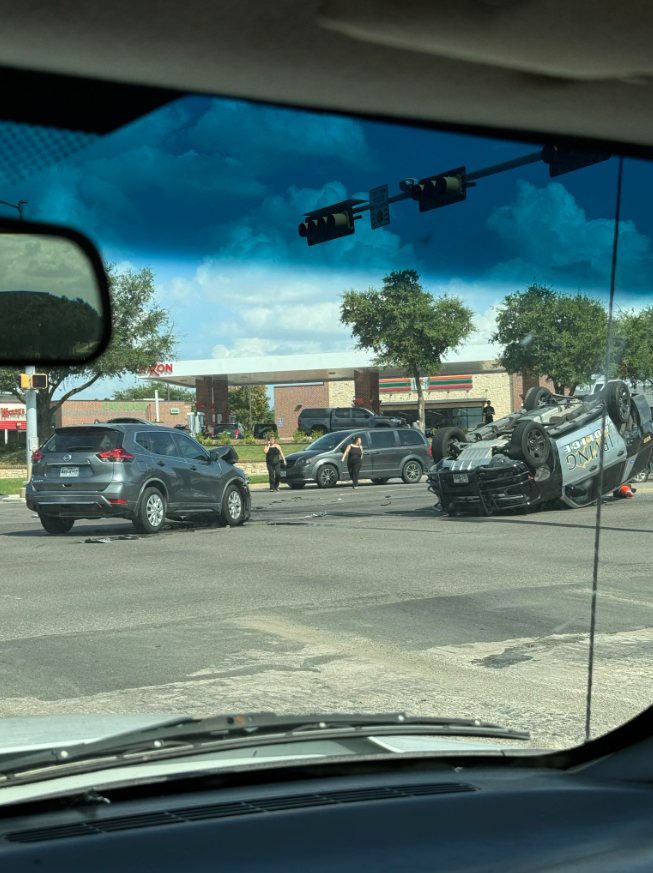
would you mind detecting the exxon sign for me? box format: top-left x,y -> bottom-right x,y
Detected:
142,363 -> 174,376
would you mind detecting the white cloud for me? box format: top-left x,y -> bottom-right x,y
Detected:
485,180 -> 653,289
166,277 -> 197,301
210,336 -> 350,358
188,100 -> 375,172
206,181 -> 417,272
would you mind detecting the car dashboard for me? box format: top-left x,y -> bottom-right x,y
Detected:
1,759 -> 653,872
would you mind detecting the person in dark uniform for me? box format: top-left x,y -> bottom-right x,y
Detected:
264,434 -> 286,492
342,435 -> 364,488
483,400 -> 495,424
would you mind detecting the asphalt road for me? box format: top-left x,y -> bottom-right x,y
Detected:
2,478 -> 653,751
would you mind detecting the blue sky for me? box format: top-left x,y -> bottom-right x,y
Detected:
1,95 -> 652,398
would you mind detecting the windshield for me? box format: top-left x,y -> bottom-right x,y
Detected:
1,91 -> 652,771
307,433 -> 348,452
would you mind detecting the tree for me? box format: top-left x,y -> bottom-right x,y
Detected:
612,307 -> 653,389
0,265 -> 176,440
113,383 -> 195,402
340,270 -> 474,431
492,284 -> 607,395
228,385 -> 273,431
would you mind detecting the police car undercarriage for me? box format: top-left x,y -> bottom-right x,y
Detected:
427,382 -> 653,516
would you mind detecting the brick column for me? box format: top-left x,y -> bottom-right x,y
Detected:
212,377 -> 230,424
195,376 -> 230,425
354,369 -> 380,414
512,370 -> 551,410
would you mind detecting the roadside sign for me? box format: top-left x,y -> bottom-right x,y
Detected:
369,184 -> 390,229
278,418 -> 284,427
29,436 -> 39,451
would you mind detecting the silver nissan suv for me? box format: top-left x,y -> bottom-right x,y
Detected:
26,423 -> 251,535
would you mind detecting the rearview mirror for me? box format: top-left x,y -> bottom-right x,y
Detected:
0,218 -> 111,365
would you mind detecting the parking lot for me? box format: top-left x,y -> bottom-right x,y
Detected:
2,478 -> 653,751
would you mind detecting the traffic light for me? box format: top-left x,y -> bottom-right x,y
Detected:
542,146 -> 610,177
298,199 -> 365,246
410,166 -> 467,212
20,373 -> 48,389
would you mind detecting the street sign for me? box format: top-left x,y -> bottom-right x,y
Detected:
29,436 -> 39,451
369,184 -> 390,229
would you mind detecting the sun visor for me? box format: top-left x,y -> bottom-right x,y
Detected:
317,0 -> 653,81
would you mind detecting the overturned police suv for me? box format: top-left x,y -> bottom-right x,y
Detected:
427,381 -> 653,516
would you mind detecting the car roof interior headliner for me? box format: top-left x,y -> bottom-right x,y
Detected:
0,0 -> 652,157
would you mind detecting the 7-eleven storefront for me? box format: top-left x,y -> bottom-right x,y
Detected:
379,368 -> 511,431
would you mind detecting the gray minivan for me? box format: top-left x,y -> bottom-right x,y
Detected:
282,428 -> 432,489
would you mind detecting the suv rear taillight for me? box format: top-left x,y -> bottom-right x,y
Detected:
97,448 -> 134,463
31,450 -> 44,461
429,445 -> 433,457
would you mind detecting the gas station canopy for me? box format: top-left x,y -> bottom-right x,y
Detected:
138,347 -> 496,388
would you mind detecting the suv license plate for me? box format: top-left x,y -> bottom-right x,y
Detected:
279,470 -> 286,478
60,467 -> 79,477
453,473 -> 469,484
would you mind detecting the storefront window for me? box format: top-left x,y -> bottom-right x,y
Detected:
451,407 -> 483,430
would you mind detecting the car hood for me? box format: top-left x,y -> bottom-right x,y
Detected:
0,713 -> 531,806
285,450 -> 325,462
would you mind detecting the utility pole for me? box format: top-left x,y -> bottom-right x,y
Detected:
25,365 -> 38,480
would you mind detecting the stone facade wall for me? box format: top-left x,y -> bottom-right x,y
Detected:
0,467 -> 26,479
327,380 -> 355,407
380,371 -> 512,418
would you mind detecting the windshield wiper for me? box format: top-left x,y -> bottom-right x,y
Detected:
0,712 -> 529,782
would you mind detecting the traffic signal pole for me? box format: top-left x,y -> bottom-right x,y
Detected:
337,150 -> 545,218
25,365 -> 38,480
298,146 -> 609,245
465,150 -> 543,182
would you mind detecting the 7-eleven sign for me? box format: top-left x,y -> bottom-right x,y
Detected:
411,377 -> 430,392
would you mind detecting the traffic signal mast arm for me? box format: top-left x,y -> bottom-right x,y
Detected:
297,146 -> 609,244
340,149 -> 544,217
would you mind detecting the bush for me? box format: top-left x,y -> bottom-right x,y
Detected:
310,429 -> 324,440
216,430 -> 232,445
243,432 -> 257,445
292,429 -> 307,443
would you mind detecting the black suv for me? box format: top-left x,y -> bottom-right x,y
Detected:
26,424 -> 251,535
282,427 -> 432,488
252,422 -> 278,440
